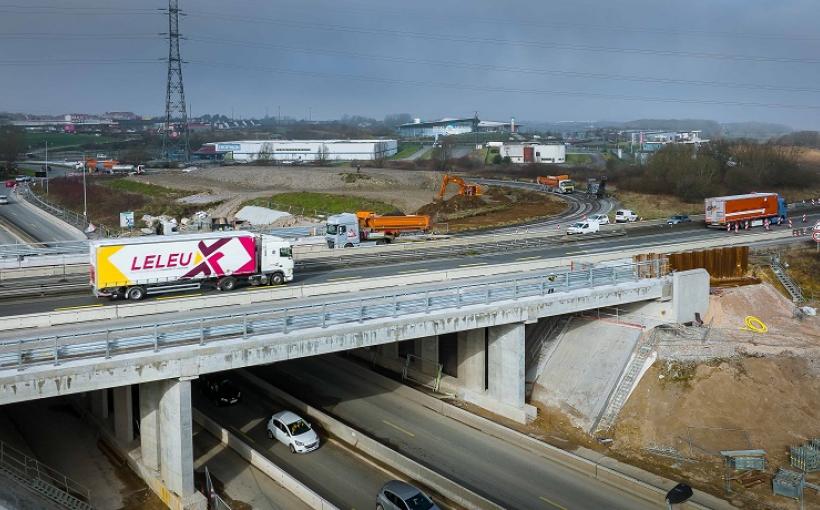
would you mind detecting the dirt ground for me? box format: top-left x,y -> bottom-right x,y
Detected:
143,166 -> 441,216
417,186 -> 567,232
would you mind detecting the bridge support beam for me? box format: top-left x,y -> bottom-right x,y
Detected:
159,379 -> 196,501
113,385 -> 133,443
139,381 -> 162,472
415,336 -> 439,375
90,389 -> 108,420
487,323 -> 526,410
457,329 -> 486,392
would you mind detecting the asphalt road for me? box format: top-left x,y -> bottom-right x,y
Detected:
1,213 -> 816,318
195,380 -> 397,510
0,190 -> 83,245
251,357 -> 657,510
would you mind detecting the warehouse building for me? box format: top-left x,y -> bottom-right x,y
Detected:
398,116 -> 518,138
194,139 -> 398,162
500,142 -> 566,164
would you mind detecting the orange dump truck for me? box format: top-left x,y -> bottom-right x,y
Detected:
325,211 -> 431,247
536,174 -> 575,194
704,193 -> 787,227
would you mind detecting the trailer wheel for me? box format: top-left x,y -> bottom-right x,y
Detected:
270,273 -> 284,286
344,243 -> 354,248
217,277 -> 237,292
126,286 -> 146,301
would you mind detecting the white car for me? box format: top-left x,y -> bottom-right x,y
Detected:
0,195 -> 8,205
267,411 -> 320,454
567,220 -> 600,235
588,213 -> 609,225
181,166 -> 199,173
615,209 -> 638,223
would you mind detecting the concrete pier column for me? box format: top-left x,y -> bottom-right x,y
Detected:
139,381 -> 163,473
487,323 -> 526,410
457,328 -> 486,392
380,341 -> 399,359
159,379 -> 196,499
113,385 -> 133,443
414,336 -> 439,375
90,389 -> 108,420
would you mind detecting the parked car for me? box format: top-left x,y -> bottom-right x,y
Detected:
14,175 -> 31,183
588,213 -> 609,225
200,376 -> 241,406
667,214 -> 692,225
615,209 -> 638,223
266,411 -> 320,453
0,195 -> 8,205
566,220 -> 600,235
377,480 -> 439,510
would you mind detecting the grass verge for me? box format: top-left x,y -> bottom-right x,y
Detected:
613,190 -> 702,220
245,192 -> 399,216
565,153 -> 592,166
391,143 -> 422,160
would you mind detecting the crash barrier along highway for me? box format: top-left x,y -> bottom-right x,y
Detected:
236,370 -> 503,510
193,409 -> 338,510
330,355 -> 733,510
0,226 -> 797,332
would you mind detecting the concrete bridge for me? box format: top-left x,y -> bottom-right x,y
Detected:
0,261 -> 708,509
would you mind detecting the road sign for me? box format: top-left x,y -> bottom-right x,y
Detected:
813,230 -> 820,243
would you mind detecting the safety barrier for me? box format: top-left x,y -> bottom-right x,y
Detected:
0,261 -> 653,371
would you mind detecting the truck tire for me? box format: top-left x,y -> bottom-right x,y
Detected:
217,276 -> 237,292
344,243 -> 354,248
270,273 -> 284,286
126,286 -> 146,300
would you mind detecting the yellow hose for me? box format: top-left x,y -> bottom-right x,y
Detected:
740,315 -> 768,333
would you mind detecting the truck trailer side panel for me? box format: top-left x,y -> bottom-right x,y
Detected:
704,193 -> 782,226
93,234 -> 257,289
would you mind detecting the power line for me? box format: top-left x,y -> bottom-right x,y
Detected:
190,35 -> 820,94
0,59 -> 160,65
184,11 -> 820,65
186,60 -> 820,111
0,33 -> 157,39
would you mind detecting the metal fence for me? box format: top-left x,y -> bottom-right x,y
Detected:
0,439 -> 92,506
402,354 -> 443,392
0,261 -> 662,372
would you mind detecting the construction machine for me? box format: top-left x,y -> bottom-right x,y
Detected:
437,174 -> 483,200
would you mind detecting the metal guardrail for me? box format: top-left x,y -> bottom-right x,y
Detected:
0,439 -> 92,508
0,261 -> 663,372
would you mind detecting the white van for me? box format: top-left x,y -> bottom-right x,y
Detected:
567,220 -> 600,235
615,209 -> 638,223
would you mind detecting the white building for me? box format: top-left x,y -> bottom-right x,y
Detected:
500,143 -> 566,164
194,139 -> 398,162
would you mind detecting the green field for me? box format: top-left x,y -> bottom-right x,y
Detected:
391,143 -> 422,160
246,192 -> 398,215
565,153 -> 593,165
102,179 -> 181,199
23,132 -> 114,148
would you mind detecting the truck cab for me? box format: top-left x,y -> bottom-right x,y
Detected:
557,179 -> 575,193
326,213 -> 360,248
256,235 -> 295,284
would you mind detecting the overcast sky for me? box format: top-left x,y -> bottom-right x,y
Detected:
2,0 -> 820,128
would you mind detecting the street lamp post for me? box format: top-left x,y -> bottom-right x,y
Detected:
82,151 -> 87,220
44,140 -> 48,195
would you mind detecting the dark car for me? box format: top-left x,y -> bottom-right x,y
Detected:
667,214 -> 692,225
201,377 -> 241,406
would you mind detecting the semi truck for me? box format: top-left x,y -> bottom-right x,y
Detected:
537,175 -> 575,194
325,211 -> 431,248
704,192 -> 787,227
89,231 -> 294,300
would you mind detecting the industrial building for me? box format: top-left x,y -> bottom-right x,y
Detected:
398,117 -> 518,138
627,130 -> 709,152
500,142 -> 566,164
193,139 -> 398,162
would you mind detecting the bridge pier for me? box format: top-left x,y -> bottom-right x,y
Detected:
135,379 -> 206,510
113,385 -> 133,443
456,329 -> 486,392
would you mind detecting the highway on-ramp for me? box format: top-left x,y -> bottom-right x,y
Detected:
250,357 -> 657,510
0,191 -> 84,245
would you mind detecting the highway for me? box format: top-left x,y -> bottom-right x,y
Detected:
0,213 -> 816,318
0,190 -> 84,245
249,357 -> 657,510
195,381 -> 402,510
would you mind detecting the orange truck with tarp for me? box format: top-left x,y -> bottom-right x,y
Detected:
704,192 -> 787,227
325,211 -> 431,247
536,174 -> 575,194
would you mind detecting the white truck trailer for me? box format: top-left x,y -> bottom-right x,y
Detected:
89,231 -> 293,300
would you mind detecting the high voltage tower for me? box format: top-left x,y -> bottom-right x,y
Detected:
161,0 -> 190,162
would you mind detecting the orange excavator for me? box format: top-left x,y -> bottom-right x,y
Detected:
437,174 -> 483,200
